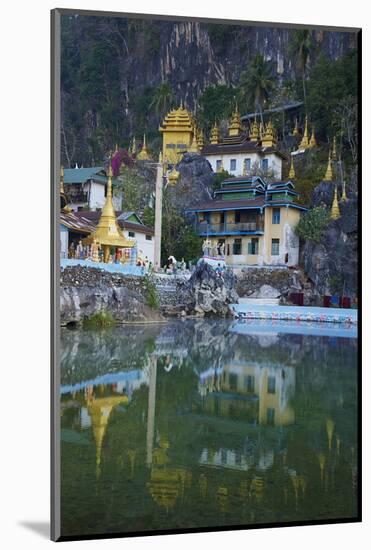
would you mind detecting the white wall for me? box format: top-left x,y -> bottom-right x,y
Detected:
123,229 -> 155,264
205,152 -> 282,179
86,181 -> 106,210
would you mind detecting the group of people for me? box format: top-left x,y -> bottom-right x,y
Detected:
165,256 -> 188,274
68,239 -> 135,265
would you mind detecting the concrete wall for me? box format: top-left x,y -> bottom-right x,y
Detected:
87,181 -> 106,210
205,152 -> 282,179
122,229 -> 155,264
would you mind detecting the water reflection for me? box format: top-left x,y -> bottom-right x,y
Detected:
60,320 -> 358,537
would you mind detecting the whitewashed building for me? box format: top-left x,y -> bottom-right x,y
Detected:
64,166 -> 121,212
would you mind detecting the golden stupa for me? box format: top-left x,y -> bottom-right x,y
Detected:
228,104 -> 244,137
60,165 -> 70,211
288,155 -> 296,179
299,116 -> 310,149
262,119 -> 276,147
292,118 -> 300,136
309,127 -> 317,148
330,185 -> 340,220
137,134 -> 151,161
324,151 -> 333,181
83,163 -> 134,262
210,121 -> 220,144
250,117 -> 260,142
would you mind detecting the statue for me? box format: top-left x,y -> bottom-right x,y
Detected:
91,239 -> 100,262
202,238 -> 212,256
75,240 -> 84,259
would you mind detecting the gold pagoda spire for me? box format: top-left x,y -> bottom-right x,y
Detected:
60,165 -> 71,211
250,117 -> 260,142
330,184 -> 340,220
309,126 -> 317,148
288,155 -> 296,179
324,151 -> 333,181
228,103 -> 243,137
292,118 -> 299,136
196,128 -> 205,150
60,165 -> 65,196
82,161 -> 134,261
210,121 -> 220,144
299,116 -> 310,149
262,119 -> 276,147
137,134 -> 151,161
168,165 -> 180,185
188,131 -> 199,153
341,180 -> 348,201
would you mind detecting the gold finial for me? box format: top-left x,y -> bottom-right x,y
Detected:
188,131 -> 199,153
309,126 -> 317,148
196,128 -> 205,150
250,117 -> 260,142
228,104 -> 243,137
341,180 -> 348,201
288,155 -> 296,179
168,166 -> 180,185
292,118 -> 299,136
210,121 -> 220,145
137,133 -> 151,161
262,119 -> 276,147
180,99 -> 183,109
330,184 -> 340,220
299,116 -> 310,149
324,151 -> 333,181
159,151 -> 163,164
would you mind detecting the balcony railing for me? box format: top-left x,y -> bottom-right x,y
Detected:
67,191 -> 88,203
196,221 -> 264,235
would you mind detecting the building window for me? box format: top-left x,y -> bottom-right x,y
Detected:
244,158 -> 251,173
235,211 -> 241,223
267,408 -> 275,426
128,231 -> 135,238
261,158 -> 269,172
229,373 -> 238,391
230,159 -> 237,171
176,143 -> 187,149
245,375 -> 255,392
271,238 -> 280,256
233,238 -> 242,255
166,143 -> 176,149
248,238 -> 259,255
216,159 -> 222,171
272,207 -> 280,224
267,376 -> 276,394
145,235 -> 152,241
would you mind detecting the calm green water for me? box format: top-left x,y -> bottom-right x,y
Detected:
60,320 -> 358,537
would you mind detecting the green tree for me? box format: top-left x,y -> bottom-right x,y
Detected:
197,85 -> 235,132
289,29 -> 313,110
295,206 -> 330,243
238,54 -> 275,122
149,82 -> 174,120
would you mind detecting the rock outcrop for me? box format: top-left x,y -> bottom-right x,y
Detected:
179,261 -> 239,316
301,181 -> 358,297
60,266 -> 164,325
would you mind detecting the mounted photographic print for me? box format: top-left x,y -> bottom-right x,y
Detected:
51,8 -> 361,542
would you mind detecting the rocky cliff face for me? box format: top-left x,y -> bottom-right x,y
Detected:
171,153 -> 214,215
301,180 -> 358,297
61,14 -> 356,165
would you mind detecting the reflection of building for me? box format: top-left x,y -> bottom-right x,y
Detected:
198,361 -> 295,427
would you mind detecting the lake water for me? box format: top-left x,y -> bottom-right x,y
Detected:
60,319 -> 358,538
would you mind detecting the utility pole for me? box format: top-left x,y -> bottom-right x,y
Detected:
154,154 -> 164,270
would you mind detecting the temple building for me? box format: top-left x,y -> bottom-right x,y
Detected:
159,103 -> 286,178
63,166 -> 121,212
76,210 -> 155,264
159,103 -> 194,165
189,175 -> 307,267
201,108 -> 286,179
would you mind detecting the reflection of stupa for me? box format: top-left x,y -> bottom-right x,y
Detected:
147,436 -> 188,512
87,395 -> 128,476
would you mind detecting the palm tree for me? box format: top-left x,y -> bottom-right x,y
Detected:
239,54 -> 274,124
150,82 -> 174,120
289,29 -> 313,110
